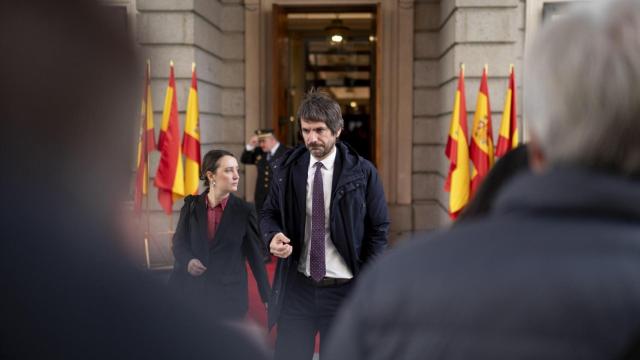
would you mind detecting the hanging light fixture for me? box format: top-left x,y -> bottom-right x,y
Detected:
325,17 -> 349,45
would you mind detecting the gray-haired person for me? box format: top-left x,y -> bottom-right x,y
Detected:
325,1 -> 640,359
261,90 -> 389,359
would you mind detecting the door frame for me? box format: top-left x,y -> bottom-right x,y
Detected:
244,0 -> 414,205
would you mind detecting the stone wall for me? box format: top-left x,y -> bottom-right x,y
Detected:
126,0 -> 528,263
134,0 -> 246,266
412,0 -> 523,231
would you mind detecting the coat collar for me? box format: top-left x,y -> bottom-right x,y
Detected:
494,167 -> 640,221
277,141 -> 364,190
194,191 -> 242,248
292,152 -> 310,236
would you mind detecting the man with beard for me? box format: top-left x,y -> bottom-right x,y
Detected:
324,1 -> 640,359
260,90 -> 389,360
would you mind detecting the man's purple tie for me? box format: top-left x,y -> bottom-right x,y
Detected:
310,162 -> 326,282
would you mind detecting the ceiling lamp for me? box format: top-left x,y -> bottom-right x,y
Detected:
325,18 -> 349,45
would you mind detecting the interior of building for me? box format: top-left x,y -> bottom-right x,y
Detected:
273,6 -> 377,162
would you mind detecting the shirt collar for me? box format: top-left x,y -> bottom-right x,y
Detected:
270,142 -> 280,156
206,194 -> 230,210
311,145 -> 337,171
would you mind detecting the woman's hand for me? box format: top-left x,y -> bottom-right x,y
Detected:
187,258 -> 207,276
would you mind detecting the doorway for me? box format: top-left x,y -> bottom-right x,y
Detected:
272,5 -> 378,162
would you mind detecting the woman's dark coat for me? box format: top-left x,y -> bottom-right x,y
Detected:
170,192 -> 270,318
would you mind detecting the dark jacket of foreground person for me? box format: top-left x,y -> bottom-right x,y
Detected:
0,1 -> 270,358
325,168 -> 640,360
3,197 -> 271,359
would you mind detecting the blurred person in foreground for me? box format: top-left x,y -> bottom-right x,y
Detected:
170,149 -> 270,320
0,1 -> 269,358
325,1 -> 640,359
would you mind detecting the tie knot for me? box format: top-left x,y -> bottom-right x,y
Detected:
314,162 -> 324,170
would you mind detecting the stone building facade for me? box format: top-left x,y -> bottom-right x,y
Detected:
108,0 -> 579,265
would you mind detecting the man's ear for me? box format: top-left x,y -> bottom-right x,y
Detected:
528,132 -> 547,174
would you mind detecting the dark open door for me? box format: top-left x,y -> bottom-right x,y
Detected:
374,2 -> 382,167
272,4 -> 289,142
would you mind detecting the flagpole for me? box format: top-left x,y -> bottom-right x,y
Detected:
510,64 -> 521,146
143,59 -> 152,270
144,161 -> 151,270
144,131 -> 151,270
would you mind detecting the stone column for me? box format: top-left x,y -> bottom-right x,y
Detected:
412,0 -> 522,231
135,0 -> 246,265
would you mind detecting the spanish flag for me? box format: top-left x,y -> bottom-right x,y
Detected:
496,65 -> 518,157
444,65 -> 470,219
182,63 -> 201,196
134,60 -> 156,214
470,66 -> 494,197
154,61 -> 185,214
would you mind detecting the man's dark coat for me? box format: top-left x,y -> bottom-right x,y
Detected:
260,142 -> 389,328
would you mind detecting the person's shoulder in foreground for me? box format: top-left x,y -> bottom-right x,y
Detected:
0,1 -> 271,358
326,167 -> 640,359
325,0 -> 640,356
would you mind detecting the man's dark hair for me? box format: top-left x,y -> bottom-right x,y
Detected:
201,149 -> 236,187
297,89 -> 344,135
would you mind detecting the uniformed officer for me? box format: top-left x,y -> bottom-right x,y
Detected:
240,129 -> 289,214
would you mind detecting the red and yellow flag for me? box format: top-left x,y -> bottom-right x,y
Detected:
182,63 -> 201,196
444,65 -> 470,219
470,66 -> 494,197
496,65 -> 518,157
154,61 -> 184,214
134,60 -> 156,214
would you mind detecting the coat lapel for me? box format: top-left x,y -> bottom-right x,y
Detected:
331,146 -> 343,200
292,152 -> 309,248
192,193 -> 210,261
211,193 -> 242,248
275,144 -> 287,159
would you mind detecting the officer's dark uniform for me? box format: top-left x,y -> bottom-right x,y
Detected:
240,129 -> 289,214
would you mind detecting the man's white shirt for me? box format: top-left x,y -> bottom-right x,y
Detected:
298,146 -> 353,279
